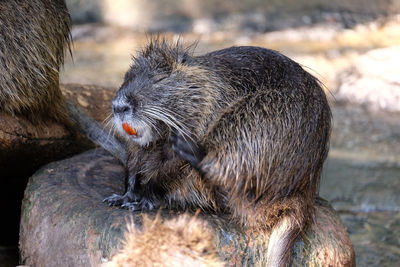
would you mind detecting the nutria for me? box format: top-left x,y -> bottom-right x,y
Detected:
0,0 -> 126,164
104,39 -> 332,266
103,214 -> 224,267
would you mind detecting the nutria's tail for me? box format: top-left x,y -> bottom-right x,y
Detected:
266,215 -> 304,267
238,196 -> 311,267
66,101 -> 127,165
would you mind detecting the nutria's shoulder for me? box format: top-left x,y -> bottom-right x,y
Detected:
192,45 -> 317,94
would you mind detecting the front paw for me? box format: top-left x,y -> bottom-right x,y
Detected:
103,192 -> 140,209
169,130 -> 205,171
103,193 -> 159,211
122,197 -> 160,211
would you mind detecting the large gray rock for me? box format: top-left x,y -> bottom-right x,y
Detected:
20,149 -> 354,266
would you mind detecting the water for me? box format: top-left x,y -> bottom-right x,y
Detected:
320,106 -> 400,266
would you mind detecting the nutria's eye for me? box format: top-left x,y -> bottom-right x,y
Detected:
126,96 -> 138,112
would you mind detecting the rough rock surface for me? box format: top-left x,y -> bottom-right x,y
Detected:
20,149 -> 355,267
0,83 -> 114,249
0,83 -> 115,179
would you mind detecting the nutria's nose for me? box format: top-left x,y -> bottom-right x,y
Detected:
113,103 -> 131,116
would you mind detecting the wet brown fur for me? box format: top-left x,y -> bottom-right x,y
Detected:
0,0 -> 71,123
114,38 -> 332,266
103,214 -> 224,267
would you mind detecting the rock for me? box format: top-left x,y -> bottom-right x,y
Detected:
61,83 -> 115,123
0,83 -> 115,247
335,46 -> 400,113
0,83 -> 115,180
20,149 -> 355,266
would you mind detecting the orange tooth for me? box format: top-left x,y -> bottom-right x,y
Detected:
122,123 -> 137,136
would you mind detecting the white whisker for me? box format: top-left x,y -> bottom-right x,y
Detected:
144,109 -> 191,143
143,116 -> 161,138
102,113 -> 113,125
144,106 -> 194,140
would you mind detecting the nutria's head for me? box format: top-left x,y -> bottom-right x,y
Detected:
113,39 -> 218,147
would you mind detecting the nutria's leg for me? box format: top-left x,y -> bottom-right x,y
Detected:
103,173 -> 141,208
103,173 -> 165,211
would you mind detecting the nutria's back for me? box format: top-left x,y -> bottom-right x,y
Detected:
191,47 -> 332,196
196,46 -> 325,100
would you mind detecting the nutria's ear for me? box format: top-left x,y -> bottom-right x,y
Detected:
123,66 -> 136,83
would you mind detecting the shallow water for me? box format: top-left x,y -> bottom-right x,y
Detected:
321,156 -> 400,266
340,211 -> 400,266
321,102 -> 400,266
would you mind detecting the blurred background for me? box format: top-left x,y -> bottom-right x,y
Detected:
61,1 -> 400,265
3,0 -> 400,266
